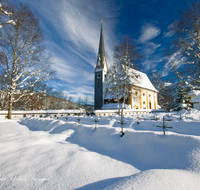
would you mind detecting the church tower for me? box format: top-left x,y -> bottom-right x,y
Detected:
94,20 -> 108,110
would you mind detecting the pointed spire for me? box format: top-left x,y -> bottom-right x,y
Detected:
97,19 -> 106,69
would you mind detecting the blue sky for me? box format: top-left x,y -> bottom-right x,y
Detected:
13,0 -> 188,104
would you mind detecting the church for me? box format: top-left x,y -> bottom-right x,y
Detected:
94,21 -> 158,111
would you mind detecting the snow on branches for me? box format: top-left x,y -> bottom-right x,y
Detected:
0,2 -> 16,28
166,1 -> 200,90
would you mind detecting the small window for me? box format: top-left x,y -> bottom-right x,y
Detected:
135,91 -> 138,95
143,101 -> 145,104
98,65 -> 100,68
149,94 -> 151,97
97,73 -> 100,78
143,93 -> 145,96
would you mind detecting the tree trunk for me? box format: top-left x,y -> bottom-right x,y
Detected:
8,93 -> 13,119
122,61 -> 128,115
114,66 -> 120,115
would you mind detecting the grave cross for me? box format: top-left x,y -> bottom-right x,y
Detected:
93,115 -> 99,130
77,114 -> 81,124
118,112 -> 126,137
136,113 -> 140,124
157,116 -> 173,135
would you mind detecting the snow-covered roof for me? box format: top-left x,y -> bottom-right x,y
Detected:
188,90 -> 200,96
191,94 -> 200,103
127,68 -> 158,92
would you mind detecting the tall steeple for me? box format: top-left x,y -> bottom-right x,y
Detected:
97,19 -> 106,69
94,20 -> 108,110
95,19 -> 107,72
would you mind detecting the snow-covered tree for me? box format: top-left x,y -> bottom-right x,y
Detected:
166,1 -> 200,90
174,84 -> 190,111
104,36 -> 141,114
0,3 -> 54,118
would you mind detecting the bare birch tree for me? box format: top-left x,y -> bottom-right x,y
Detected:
0,3 -> 54,118
104,36 -> 141,114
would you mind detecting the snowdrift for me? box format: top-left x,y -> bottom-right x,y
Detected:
19,114 -> 200,172
1,110 -> 200,189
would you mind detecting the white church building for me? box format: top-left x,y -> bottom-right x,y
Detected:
94,20 -> 158,114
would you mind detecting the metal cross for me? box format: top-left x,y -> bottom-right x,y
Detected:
93,115 -> 99,130
136,113 -> 140,124
157,116 -> 173,135
77,114 -> 81,124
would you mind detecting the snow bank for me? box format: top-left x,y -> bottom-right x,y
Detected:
19,114 -> 200,172
1,110 -> 200,190
103,169 -> 200,190
0,121 -> 138,190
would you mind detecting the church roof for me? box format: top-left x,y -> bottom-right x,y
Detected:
127,68 -> 158,92
104,68 -> 158,100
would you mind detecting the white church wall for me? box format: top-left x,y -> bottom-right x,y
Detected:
131,88 -> 157,110
193,103 -> 200,110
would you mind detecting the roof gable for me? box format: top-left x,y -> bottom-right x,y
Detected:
127,68 -> 158,92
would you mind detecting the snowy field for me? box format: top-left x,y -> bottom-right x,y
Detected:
0,110 -> 200,190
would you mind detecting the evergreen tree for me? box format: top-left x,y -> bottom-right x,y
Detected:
174,85 -> 190,111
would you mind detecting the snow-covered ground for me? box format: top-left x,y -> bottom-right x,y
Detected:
0,109 -> 200,190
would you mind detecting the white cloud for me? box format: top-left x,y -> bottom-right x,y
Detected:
141,57 -> 163,71
163,30 -> 174,38
16,0 -> 118,102
143,42 -> 161,55
52,56 -> 94,85
63,85 -> 94,104
139,23 -> 160,43
32,0 -> 115,67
